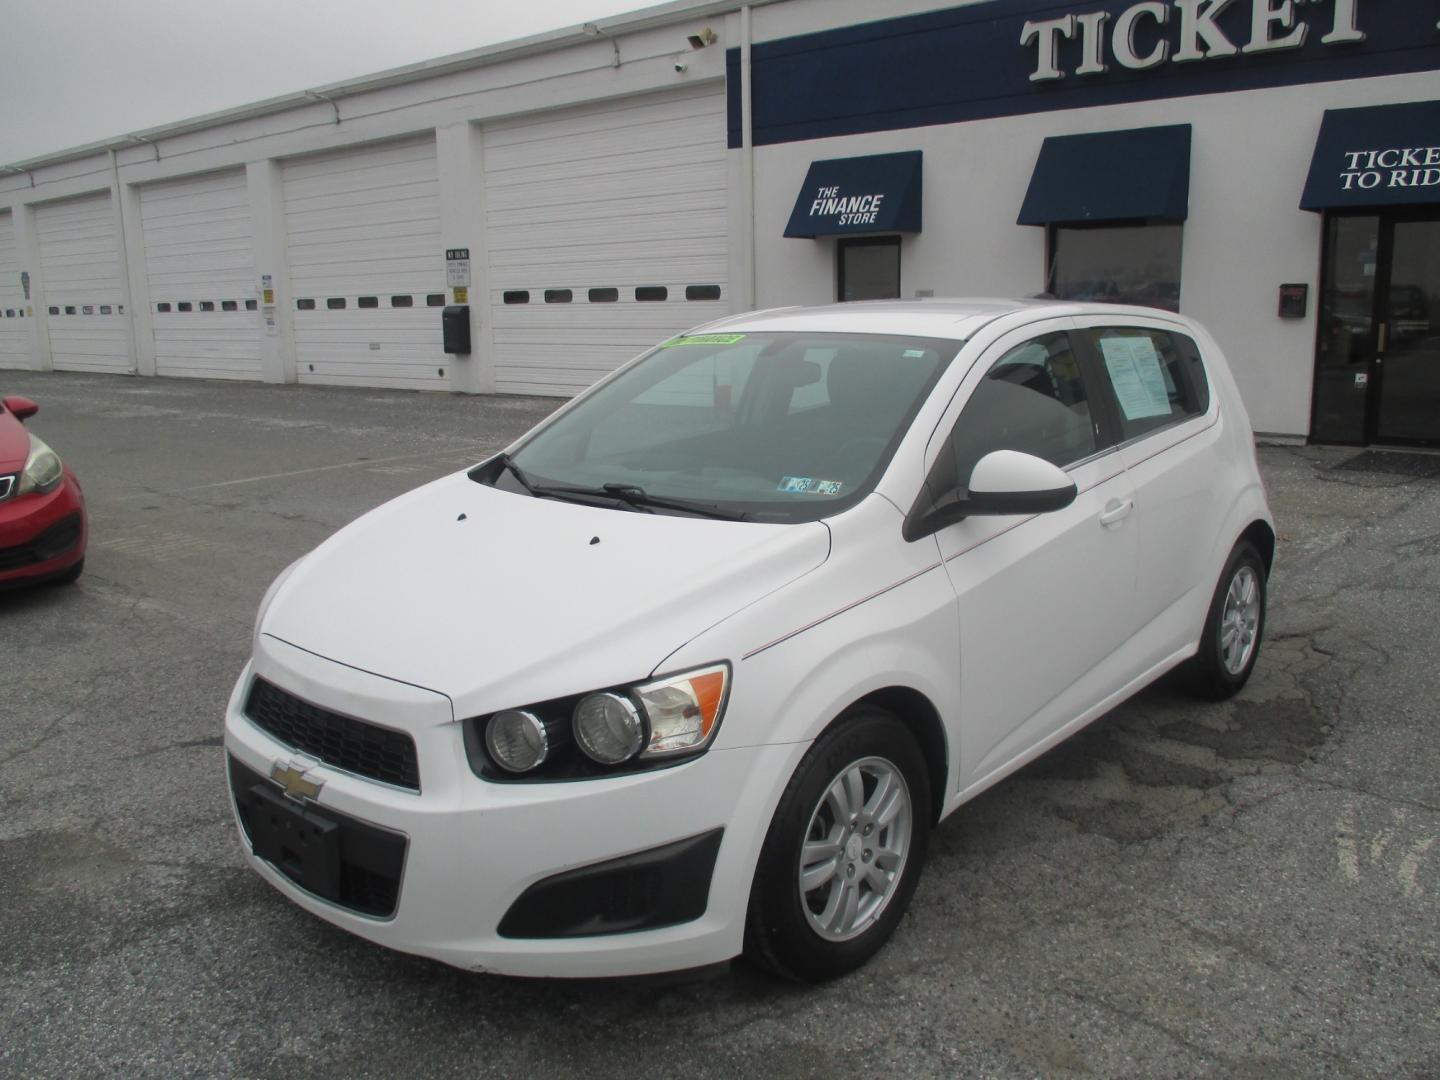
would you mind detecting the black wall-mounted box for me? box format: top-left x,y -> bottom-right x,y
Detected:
442,305 -> 471,355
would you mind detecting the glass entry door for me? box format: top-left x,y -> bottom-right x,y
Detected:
1313,211 -> 1440,446
1375,219 -> 1440,444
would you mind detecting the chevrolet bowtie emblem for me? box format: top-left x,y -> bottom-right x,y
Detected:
271,760 -> 323,803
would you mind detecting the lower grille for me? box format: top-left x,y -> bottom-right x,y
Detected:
0,512 -> 82,571
229,756 -> 407,918
243,677 -> 420,791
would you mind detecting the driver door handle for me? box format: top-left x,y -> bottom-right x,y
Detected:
1098,498 -> 1134,528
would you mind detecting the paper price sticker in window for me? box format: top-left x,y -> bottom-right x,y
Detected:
1099,336 -> 1171,421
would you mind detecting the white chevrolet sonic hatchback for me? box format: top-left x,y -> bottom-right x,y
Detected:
225,300 -> 1273,982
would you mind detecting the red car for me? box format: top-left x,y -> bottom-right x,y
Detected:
0,394 -> 87,588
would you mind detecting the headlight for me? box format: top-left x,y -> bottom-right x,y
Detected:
486,709 -> 566,773
632,664 -> 728,758
466,662 -> 731,781
17,433 -> 63,495
574,693 -> 645,764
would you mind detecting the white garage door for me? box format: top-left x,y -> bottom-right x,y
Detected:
141,169 -> 261,381
484,85 -> 730,397
35,192 -> 130,374
284,135 -> 445,390
0,211 -> 32,369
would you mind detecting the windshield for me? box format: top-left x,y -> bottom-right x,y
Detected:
480,331 -> 961,523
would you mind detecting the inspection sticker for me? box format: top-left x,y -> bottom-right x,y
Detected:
779,476 -> 843,495
660,333 -> 746,347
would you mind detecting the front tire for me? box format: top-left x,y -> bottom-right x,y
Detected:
745,707 -> 931,982
1186,540 -> 1265,700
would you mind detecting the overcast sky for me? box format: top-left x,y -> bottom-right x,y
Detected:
0,0 -> 652,165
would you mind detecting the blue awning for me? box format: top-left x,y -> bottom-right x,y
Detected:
784,150 -> 922,238
1017,124 -> 1191,226
1301,100 -> 1440,211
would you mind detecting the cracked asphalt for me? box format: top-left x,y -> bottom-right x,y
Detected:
1,371 -> 1437,1078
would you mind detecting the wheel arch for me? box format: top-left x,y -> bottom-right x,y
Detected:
835,686 -> 949,825
1239,518 -> 1276,576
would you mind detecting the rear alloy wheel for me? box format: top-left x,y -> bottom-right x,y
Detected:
746,707 -> 930,982
1187,540 -> 1266,700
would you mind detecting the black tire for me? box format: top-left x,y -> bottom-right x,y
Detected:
1186,541 -> 1265,700
48,558 -> 84,586
745,707 -> 931,982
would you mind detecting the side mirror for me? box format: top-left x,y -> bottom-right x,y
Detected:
966,449 -> 1078,516
2,395 -> 38,421
903,449 -> 1077,541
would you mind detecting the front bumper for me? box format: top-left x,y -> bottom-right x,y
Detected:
223,635 -> 802,978
0,467 -> 86,586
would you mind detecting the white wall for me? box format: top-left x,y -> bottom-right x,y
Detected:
0,0 -> 1433,436
749,70 -> 1440,437
0,10 -> 732,395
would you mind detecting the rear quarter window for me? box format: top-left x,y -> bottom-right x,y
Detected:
1086,327 -> 1210,441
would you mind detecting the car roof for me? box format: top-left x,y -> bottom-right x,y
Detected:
694,298 -> 1186,341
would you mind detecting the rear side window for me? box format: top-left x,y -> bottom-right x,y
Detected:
1085,327 -> 1209,441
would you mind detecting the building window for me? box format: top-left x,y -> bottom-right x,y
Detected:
588,288 -> 618,303
544,289 -> 573,304
1048,223 -> 1182,312
837,237 -> 900,302
635,286 -> 668,302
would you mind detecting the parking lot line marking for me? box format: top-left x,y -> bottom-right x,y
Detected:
116,448 -> 484,500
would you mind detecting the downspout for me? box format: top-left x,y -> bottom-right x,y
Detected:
109,149 -> 140,374
741,4 -> 756,311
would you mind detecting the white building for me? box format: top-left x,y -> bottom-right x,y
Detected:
2,0 -> 1437,444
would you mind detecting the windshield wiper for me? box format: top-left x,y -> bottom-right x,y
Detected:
598,483 -> 744,521
490,452 -> 538,495
482,456 -> 742,520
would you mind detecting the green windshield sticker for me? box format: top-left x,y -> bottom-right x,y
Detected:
661,333 -> 747,347
779,476 -> 843,496
903,349 -> 927,358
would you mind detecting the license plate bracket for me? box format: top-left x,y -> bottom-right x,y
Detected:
241,782 -> 342,900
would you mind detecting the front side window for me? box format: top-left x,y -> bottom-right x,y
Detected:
949,332 -> 1098,487
1050,224 -> 1182,312
489,332 -> 961,523
1084,327 -> 1208,442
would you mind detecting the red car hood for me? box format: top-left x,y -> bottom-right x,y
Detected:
0,411 -> 28,472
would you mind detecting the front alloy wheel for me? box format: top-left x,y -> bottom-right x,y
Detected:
746,707 -> 930,982
798,756 -> 913,942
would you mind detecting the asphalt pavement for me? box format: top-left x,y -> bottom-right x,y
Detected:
1,370 -> 1436,1078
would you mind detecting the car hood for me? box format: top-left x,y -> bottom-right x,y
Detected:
261,473 -> 830,713
0,414 -> 28,471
